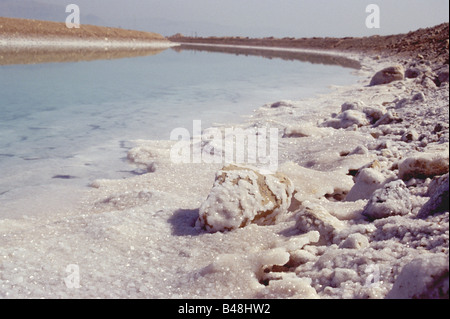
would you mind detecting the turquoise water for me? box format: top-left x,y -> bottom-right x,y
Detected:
0,48 -> 357,203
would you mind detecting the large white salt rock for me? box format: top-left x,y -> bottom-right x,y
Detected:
387,254 -> 449,299
398,150 -> 449,180
362,180 -> 412,220
346,167 -> 396,201
196,165 -> 294,232
369,65 -> 405,86
346,168 -> 387,201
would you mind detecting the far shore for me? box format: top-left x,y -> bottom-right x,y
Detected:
0,17 -> 176,65
0,17 -> 167,42
169,23 -> 449,64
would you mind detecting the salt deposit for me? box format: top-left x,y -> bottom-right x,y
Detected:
398,149 -> 449,180
196,165 -> 294,232
0,36 -> 176,51
361,180 -> 413,220
294,202 -> 346,245
0,43 -> 448,299
386,254 -> 449,299
345,167 -> 396,201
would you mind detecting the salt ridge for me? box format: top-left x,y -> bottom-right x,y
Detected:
0,36 -> 177,50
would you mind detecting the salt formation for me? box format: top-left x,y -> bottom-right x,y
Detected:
278,161 -> 353,202
362,180 -> 413,220
294,202 -> 345,245
339,233 -> 370,249
323,109 -> 369,129
126,143 -> 171,173
340,101 -> 386,123
387,254 -> 449,299
398,150 -> 449,180
196,165 -> 294,232
322,101 -> 389,130
283,124 -> 329,138
345,167 -> 396,201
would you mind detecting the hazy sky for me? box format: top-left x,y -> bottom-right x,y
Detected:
39,0 -> 450,37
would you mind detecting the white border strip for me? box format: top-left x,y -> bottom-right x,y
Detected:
172,41 -> 361,60
0,37 -> 178,50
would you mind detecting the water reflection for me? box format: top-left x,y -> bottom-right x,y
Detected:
0,46 -> 166,66
172,43 -> 361,69
1,40 -> 361,69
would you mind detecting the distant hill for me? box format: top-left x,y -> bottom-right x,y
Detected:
0,16 -> 166,41
0,0 -> 104,25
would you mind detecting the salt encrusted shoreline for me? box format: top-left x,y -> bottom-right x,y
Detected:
0,26 -> 448,299
0,32 -> 176,50
0,36 -> 176,50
